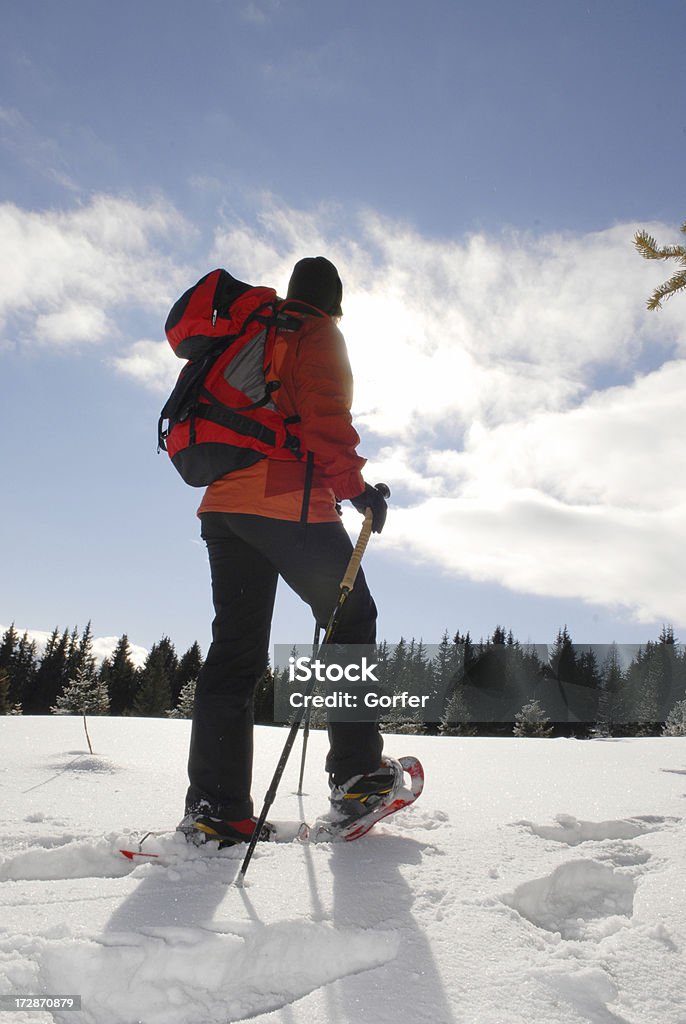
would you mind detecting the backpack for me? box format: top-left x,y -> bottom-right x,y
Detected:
158,268 -> 304,487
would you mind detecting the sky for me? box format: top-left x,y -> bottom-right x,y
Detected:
2,0 -> 686,665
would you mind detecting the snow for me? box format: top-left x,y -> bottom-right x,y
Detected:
1,718 -> 685,1024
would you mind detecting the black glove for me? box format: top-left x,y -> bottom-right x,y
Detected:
350,483 -> 388,534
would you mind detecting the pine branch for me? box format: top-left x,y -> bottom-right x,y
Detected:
634,221 -> 686,309
647,269 -> 686,310
634,230 -> 661,260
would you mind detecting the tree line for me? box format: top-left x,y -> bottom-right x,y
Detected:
375,625 -> 686,737
0,623 -> 201,720
1,621 -> 685,737
274,625 -> 686,737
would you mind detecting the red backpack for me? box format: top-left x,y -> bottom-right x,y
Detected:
158,269 -> 304,486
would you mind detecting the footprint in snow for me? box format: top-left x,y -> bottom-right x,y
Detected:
515,813 -> 673,846
501,859 -> 637,941
29,920 -> 400,1024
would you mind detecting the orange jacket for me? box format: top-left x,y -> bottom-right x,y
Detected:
198,303 -> 366,523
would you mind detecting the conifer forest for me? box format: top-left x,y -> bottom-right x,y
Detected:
2,621 -> 685,739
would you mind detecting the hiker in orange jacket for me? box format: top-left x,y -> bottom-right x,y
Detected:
180,257 -> 394,847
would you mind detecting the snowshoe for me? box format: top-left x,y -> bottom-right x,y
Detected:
177,812 -> 277,848
311,755 -> 424,842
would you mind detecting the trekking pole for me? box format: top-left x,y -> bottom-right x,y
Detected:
238,484 -> 390,883
296,620 -> 321,796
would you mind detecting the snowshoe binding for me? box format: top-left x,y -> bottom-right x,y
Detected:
311,755 -> 424,842
177,812 -> 277,849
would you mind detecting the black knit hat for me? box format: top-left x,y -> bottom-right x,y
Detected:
286,256 -> 343,317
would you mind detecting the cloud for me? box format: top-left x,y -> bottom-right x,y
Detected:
240,0 -> 280,24
35,303 -> 109,346
379,491 -> 686,627
206,200 -> 686,624
0,105 -> 80,192
452,361 -> 686,513
342,218 -> 685,437
7,192 -> 686,625
111,338 -> 179,392
0,195 -> 195,350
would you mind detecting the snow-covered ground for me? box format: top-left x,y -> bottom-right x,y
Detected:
1,717 -> 685,1024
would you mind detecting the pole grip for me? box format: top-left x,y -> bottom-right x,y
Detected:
340,509 -> 373,593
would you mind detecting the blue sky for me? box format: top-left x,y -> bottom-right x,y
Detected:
2,0 -> 686,664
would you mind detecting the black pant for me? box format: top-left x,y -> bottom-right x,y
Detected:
186,512 -> 383,819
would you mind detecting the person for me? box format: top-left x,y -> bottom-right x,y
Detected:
178,256 -> 397,847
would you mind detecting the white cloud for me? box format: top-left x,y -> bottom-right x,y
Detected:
8,193 -> 686,625
452,361 -> 686,513
111,339 -> 179,392
0,195 -> 195,350
343,218 -> 686,436
379,492 -> 686,627
205,200 -> 686,625
35,303 -> 108,346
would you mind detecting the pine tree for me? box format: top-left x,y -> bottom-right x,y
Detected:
167,678 -> 197,719
625,630 -> 677,729
173,642 -> 203,707
75,622 -> 97,681
100,634 -> 139,715
5,631 -> 38,709
25,627 -> 71,713
634,687 -> 660,736
428,630 -> 459,729
634,221 -> 686,309
0,668 -> 10,714
618,645 -> 656,733
550,626 -> 576,682
655,626 -> 679,719
514,699 -> 553,737
440,685 -> 475,736
411,640 -> 429,686
155,636 -> 179,685
576,649 -> 602,688
407,638 -> 431,730
387,637 -> 409,693
434,630 -> 457,690
663,699 -> 686,737
476,626 -> 512,691
65,625 -> 81,682
133,645 -> 172,717
491,625 -> 507,645
601,643 -> 624,693
52,664 -> 110,716
594,644 -> 623,737
381,637 -> 425,734
455,630 -> 478,688
0,625 -> 18,672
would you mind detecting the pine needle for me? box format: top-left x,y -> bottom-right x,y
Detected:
634,221 -> 686,309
